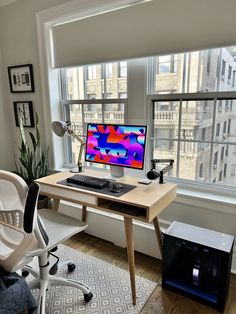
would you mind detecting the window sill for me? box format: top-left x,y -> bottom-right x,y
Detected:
166,178 -> 236,213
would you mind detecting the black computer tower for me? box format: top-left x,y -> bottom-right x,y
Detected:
162,221 -> 234,312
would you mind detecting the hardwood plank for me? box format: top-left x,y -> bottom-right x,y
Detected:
64,233 -> 236,313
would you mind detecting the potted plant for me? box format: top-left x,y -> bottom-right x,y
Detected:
15,112 -> 49,208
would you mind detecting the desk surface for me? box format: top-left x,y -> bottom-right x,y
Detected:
36,170 -> 176,223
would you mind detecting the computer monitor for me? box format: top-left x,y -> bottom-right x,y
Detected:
85,123 -> 147,178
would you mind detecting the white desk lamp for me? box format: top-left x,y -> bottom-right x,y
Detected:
52,120 -> 85,173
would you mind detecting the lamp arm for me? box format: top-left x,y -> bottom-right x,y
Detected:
69,130 -> 85,172
77,142 -> 85,168
68,130 -> 84,144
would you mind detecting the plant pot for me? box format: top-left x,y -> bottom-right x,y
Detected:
37,195 -> 49,209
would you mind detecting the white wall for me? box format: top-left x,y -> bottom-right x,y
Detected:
0,0 -> 68,171
0,8 -> 14,170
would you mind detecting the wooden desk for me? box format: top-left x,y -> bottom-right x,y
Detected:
36,170 -> 176,305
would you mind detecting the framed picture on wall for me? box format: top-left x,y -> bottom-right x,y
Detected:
13,101 -> 34,127
8,64 -> 35,93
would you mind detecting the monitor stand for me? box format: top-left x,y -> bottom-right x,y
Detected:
104,166 -> 124,181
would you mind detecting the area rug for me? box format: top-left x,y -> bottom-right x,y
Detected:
28,245 -> 157,314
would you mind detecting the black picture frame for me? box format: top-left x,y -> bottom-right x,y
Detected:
13,101 -> 34,127
8,64 -> 35,93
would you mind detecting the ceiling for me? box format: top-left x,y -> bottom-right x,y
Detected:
0,0 -> 18,7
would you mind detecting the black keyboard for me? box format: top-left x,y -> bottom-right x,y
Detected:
66,174 -> 109,189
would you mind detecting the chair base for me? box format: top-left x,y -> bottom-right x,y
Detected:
22,252 -> 93,314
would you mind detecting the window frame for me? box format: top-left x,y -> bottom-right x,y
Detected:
148,91 -> 236,189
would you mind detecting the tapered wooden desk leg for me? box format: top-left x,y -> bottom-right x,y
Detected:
82,205 -> 87,222
124,217 -> 136,306
153,216 -> 163,258
52,198 -> 60,210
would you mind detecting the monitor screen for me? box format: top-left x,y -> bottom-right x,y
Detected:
85,123 -> 147,170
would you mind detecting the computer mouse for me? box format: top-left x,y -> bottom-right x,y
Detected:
110,183 -> 124,193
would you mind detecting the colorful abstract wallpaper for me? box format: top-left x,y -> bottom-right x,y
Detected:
85,124 -> 147,169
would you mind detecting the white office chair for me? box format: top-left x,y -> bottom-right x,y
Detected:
0,170 -> 93,313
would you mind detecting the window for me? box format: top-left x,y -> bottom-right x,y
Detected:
149,47 -> 236,188
151,93 -> 236,186
153,47 -> 236,94
60,62 -> 127,168
58,45 -> 236,189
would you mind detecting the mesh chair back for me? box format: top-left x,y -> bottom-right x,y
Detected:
0,170 -> 44,272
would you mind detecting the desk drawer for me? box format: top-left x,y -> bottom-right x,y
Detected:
40,185 -> 97,206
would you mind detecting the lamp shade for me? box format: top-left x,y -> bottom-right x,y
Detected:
52,121 -> 69,137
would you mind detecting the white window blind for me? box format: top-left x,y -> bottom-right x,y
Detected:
51,0 -> 236,68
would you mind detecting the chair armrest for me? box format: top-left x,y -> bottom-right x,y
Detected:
23,182 -> 39,233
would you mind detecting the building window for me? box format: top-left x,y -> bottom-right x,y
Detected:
225,100 -> 229,112
206,49 -> 211,75
199,163 -> 203,178
202,128 -> 206,141
203,101 -> 208,112
221,147 -> 225,161
105,63 -> 113,79
221,60 -> 226,76
87,65 -> 97,80
118,61 -> 127,77
224,164 -> 227,177
232,70 -> 236,87
223,121 -> 227,134
231,165 -> 236,176
227,119 -> 231,134
213,152 -> 218,168
216,123 -> 221,138
218,100 -> 223,112
156,55 -> 177,74
228,65 -> 232,84
219,171 -> 223,182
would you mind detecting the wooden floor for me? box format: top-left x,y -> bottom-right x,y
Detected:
64,233 -> 236,314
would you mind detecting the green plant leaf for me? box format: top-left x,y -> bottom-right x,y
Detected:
29,132 -> 37,152
14,111 -> 49,186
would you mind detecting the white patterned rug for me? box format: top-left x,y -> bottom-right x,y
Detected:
28,245 -> 156,314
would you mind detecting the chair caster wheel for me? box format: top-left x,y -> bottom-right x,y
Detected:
22,270 -> 29,277
84,292 -> 93,303
68,262 -> 76,272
